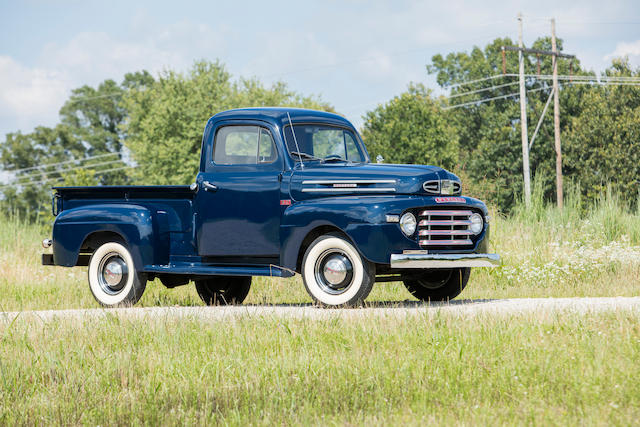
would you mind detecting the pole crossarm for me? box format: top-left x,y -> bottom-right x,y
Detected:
501,45 -> 576,60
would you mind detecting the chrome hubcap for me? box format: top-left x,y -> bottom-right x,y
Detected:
323,255 -> 349,285
315,250 -> 354,295
104,260 -> 124,286
98,253 -> 129,295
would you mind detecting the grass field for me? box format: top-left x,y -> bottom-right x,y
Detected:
1,193 -> 639,425
1,190 -> 639,311
1,311 -> 638,425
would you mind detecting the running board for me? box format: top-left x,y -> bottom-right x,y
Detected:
143,263 -> 295,278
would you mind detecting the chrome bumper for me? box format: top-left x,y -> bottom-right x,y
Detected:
390,252 -> 500,268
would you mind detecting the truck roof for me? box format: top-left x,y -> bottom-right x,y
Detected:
209,107 -> 353,128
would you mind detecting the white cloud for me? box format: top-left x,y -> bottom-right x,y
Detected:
605,40 -> 640,65
2,0 -> 639,138
39,31 -> 187,85
0,23 -> 231,137
0,56 -> 70,136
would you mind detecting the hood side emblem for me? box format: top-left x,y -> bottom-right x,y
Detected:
423,179 -> 461,195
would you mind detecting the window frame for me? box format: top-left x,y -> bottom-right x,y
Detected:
212,124 -> 279,166
282,123 -> 369,164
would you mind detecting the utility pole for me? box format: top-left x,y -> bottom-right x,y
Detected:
502,16 -> 574,209
517,13 -> 531,207
551,18 -> 563,208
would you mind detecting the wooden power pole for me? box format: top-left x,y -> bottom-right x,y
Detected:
517,13 -> 531,207
502,16 -> 575,208
551,18 -> 563,208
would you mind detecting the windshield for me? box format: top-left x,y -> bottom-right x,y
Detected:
283,124 -> 367,163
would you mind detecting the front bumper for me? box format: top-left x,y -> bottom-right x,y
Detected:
390,252 -> 500,268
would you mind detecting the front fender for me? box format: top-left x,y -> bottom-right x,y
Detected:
280,195 -> 491,268
280,196 -> 424,268
52,204 -> 156,269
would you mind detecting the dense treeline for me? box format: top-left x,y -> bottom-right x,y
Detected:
1,38 -> 639,221
0,61 -> 332,220
365,37 -> 640,210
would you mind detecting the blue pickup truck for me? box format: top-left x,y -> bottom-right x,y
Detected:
42,107 -> 499,307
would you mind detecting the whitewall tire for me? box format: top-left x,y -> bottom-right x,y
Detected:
88,242 -> 147,307
301,234 -> 375,307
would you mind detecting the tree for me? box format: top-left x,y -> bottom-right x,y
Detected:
427,37 -> 590,210
0,72 -> 155,220
122,60 -> 333,185
564,59 -> 640,205
360,83 -> 458,169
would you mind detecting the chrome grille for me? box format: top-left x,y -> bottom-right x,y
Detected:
418,209 -> 474,247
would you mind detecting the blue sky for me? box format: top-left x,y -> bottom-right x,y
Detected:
1,0 -> 639,138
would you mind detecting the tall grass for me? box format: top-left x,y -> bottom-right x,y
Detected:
0,311 -> 638,425
0,187 -> 639,311
1,196 -> 639,425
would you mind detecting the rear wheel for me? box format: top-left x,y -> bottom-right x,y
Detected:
88,242 -> 147,307
403,268 -> 471,302
195,276 -> 251,305
301,234 -> 375,307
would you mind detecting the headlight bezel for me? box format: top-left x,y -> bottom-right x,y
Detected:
399,212 -> 417,236
469,212 -> 484,235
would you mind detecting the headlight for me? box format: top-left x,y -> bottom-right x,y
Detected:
399,212 -> 417,236
469,213 -> 484,234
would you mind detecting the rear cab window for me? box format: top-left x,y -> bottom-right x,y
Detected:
213,126 -> 277,165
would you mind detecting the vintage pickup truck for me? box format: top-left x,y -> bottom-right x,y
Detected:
42,107 -> 499,307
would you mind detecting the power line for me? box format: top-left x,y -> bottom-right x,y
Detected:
5,152 -> 120,174
445,72 -> 640,89
443,86 -> 548,110
11,159 -> 125,183
65,92 -> 124,103
0,166 -> 134,190
444,74 -> 514,89
444,81 -> 522,100
567,81 -> 640,87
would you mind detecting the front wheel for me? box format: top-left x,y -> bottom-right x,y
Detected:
195,276 -> 251,305
403,268 -> 471,302
301,234 -> 375,307
88,242 -> 147,307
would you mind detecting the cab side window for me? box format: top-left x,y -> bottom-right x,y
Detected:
344,132 -> 360,161
258,128 -> 277,163
214,126 -> 277,165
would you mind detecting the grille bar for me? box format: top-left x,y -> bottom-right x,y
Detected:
417,208 -> 475,248
419,239 -> 473,246
420,210 -> 473,216
419,219 -> 471,226
419,229 -> 474,236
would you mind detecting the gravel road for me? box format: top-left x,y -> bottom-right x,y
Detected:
1,297 -> 639,323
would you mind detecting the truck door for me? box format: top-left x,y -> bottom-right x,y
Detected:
195,123 -> 283,260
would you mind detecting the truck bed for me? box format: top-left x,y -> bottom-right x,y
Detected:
53,185 -> 195,202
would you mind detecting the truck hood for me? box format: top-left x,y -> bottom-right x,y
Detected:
289,162 -> 460,201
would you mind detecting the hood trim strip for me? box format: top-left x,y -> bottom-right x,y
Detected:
302,179 -> 397,185
301,187 -> 396,193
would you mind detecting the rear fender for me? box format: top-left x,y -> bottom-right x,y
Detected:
52,204 -> 158,269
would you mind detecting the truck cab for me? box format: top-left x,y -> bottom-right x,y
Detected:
43,107 -> 499,307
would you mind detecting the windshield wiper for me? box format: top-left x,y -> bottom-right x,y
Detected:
322,155 -> 349,163
289,151 -> 322,161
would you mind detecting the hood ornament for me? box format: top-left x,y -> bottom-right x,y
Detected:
376,155 -> 384,164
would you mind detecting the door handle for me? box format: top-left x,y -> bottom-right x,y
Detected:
202,181 -> 218,192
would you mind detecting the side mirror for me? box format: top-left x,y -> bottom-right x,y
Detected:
376,155 -> 384,164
